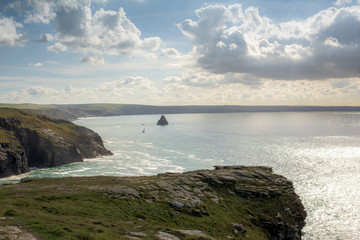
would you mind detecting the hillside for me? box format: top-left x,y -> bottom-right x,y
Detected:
1,103 -> 360,121
0,108 -> 112,178
0,166 -> 306,240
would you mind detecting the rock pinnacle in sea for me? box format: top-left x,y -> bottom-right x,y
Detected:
157,115 -> 169,125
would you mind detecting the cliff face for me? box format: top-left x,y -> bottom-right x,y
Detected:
0,129 -> 29,178
0,108 -> 112,177
0,144 -> 28,178
0,165 -> 306,239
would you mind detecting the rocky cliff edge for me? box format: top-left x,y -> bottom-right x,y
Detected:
0,108 -> 112,178
0,165 -> 306,239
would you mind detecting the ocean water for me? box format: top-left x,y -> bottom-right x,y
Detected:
2,112 -> 360,239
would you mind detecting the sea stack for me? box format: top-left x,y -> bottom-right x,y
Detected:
157,115 -> 168,125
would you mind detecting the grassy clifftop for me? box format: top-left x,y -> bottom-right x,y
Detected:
0,166 -> 306,240
0,108 -> 92,142
0,127 -> 20,147
0,108 -> 112,177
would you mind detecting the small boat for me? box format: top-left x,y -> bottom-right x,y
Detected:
142,128 -> 145,133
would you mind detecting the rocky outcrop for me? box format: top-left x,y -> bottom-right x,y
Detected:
0,142 -> 28,178
102,165 -> 307,239
0,108 -> 112,178
157,115 -> 169,125
2,165 -> 306,239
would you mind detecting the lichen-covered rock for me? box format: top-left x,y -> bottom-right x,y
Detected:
102,165 -> 307,239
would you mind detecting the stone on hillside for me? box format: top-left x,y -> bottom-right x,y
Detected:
156,231 -> 180,240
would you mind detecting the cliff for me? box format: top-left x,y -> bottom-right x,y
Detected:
0,108 -> 112,178
0,166 -> 306,239
0,128 -> 28,178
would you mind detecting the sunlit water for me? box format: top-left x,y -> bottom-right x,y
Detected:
1,112 -> 360,239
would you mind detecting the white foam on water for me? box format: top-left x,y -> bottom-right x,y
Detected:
68,168 -> 91,173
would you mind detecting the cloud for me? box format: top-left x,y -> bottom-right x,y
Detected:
26,86 -> 56,96
47,42 -> 68,52
80,6 -> 161,56
163,71 -> 264,89
334,0 -> 353,6
65,84 -> 73,94
100,76 -> 154,92
5,0 -> 161,60
160,76 -> 360,106
35,33 -> 55,43
80,55 -> 104,64
0,17 -> 26,46
22,1 -> 161,59
179,4 -> 360,81
161,48 -> 182,57
324,37 -> 343,47
94,76 -> 159,102
0,76 -> 158,103
164,72 -> 221,88
24,0 -> 56,24
1,74 -> 359,105
28,62 -> 43,67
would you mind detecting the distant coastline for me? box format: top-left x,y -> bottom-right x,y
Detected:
1,103 -> 360,121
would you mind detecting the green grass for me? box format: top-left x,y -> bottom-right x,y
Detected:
0,128 -> 14,144
0,175 -> 303,239
0,108 -> 90,143
0,103 -> 53,110
0,128 -> 23,151
65,104 -> 125,111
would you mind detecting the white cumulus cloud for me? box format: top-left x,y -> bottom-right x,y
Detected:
80,55 -> 104,64
47,42 -> 68,53
34,1 -> 162,58
179,4 -> 360,80
26,86 -> 55,96
5,0 -> 162,61
24,0 -> 56,24
324,37 -> 343,47
0,17 -> 26,46
98,76 -> 158,99
38,33 -> 55,43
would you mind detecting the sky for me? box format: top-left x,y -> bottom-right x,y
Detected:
0,0 -> 359,106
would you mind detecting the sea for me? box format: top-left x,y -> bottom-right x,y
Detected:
1,112 -> 360,240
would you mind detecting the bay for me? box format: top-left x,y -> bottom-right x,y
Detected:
2,112 -> 360,239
